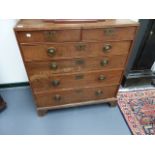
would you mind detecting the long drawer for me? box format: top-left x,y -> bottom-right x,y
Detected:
35,85 -> 118,107
21,41 -> 131,61
26,55 -> 128,74
29,70 -> 122,92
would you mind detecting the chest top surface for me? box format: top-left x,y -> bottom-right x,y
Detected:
14,19 -> 139,31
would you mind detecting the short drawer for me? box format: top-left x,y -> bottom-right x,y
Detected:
35,85 -> 118,107
26,55 -> 128,74
29,70 -> 122,92
17,29 -> 81,43
82,27 -> 136,41
21,41 -> 131,61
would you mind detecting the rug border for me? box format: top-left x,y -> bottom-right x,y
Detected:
117,89 -> 155,135
117,105 -> 133,135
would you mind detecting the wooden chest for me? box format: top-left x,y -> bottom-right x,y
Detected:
14,19 -> 139,116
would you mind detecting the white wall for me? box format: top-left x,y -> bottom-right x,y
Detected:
0,19 -> 28,84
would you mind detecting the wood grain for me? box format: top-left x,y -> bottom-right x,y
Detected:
25,55 -> 128,74
37,97 -> 117,112
35,85 -> 118,107
29,69 -> 123,92
82,27 -> 136,41
14,19 -> 139,31
21,41 -> 131,61
17,29 -> 81,43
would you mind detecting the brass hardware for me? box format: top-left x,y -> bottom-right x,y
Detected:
103,44 -> 112,52
75,59 -> 85,65
75,74 -> 84,80
50,62 -> 58,70
104,28 -> 115,36
52,80 -> 60,86
54,94 -> 61,101
98,75 -> 106,81
47,47 -> 56,56
95,90 -> 103,96
75,43 -> 86,51
100,59 -> 109,66
44,31 -> 56,40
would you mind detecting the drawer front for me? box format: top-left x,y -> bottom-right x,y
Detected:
82,27 -> 136,41
17,30 -> 81,43
35,85 -> 118,107
29,70 -> 122,92
26,55 -> 128,74
21,41 -> 131,61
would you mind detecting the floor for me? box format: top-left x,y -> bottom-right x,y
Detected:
0,86 -> 131,135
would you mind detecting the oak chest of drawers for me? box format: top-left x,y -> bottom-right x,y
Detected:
14,19 -> 139,116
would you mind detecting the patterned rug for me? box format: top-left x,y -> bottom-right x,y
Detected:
117,89 -> 155,135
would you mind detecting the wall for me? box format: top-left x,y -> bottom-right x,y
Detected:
0,19 -> 28,84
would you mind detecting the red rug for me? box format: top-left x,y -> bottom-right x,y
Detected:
117,89 -> 155,135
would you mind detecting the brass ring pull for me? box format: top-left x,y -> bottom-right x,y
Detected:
54,94 -> 61,101
95,90 -> 103,96
98,75 -> 106,81
52,80 -> 60,86
100,59 -> 109,67
50,62 -> 58,70
103,44 -> 112,52
47,47 -> 56,56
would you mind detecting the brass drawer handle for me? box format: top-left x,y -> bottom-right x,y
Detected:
54,94 -> 61,101
104,28 -> 115,36
52,80 -> 60,86
103,44 -> 112,52
47,47 -> 56,56
75,43 -> 86,51
98,75 -> 106,81
50,62 -> 58,70
95,90 -> 103,96
44,31 -> 56,40
100,59 -> 109,66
